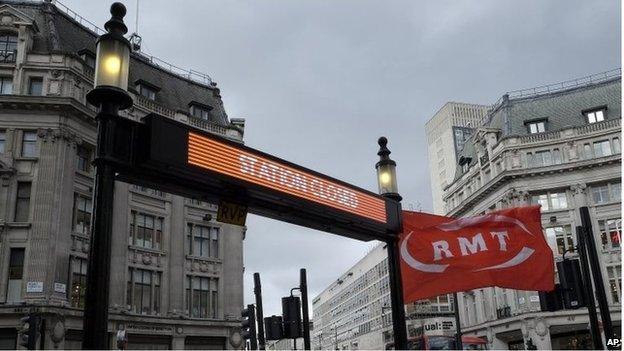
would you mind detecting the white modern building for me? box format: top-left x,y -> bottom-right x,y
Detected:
311,244 -> 455,350
432,70 -> 621,350
426,102 -> 490,214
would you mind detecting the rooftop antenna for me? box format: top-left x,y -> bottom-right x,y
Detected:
129,0 -> 142,51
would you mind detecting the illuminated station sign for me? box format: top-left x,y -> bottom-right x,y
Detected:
119,114 -> 400,241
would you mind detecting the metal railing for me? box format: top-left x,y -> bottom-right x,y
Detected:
49,0 -> 214,86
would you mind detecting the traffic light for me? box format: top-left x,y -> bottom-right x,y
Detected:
539,283 -> 564,312
241,304 -> 257,350
18,314 -> 40,350
557,259 -> 586,309
281,296 -> 302,339
264,315 -> 284,341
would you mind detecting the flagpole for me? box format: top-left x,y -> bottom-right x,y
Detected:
453,292 -> 462,350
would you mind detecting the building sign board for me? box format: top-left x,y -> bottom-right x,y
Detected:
26,281 -> 43,293
217,200 -> 248,226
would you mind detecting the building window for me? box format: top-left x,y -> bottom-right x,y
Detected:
527,120 -> 546,134
126,268 -> 161,315
73,194 -> 92,235
14,182 -> 31,222
70,257 -> 87,308
0,76 -> 12,94
76,145 -> 91,172
138,84 -> 157,101
593,140 -> 612,158
129,212 -> 163,250
190,104 -> 211,121
607,266 -> 621,303
531,191 -> 568,211
0,130 -> 5,153
585,108 -> 606,124
552,149 -> 562,164
6,248 -> 25,302
613,138 -> 621,154
187,224 -> 219,258
545,225 -> 573,255
599,218 -> 621,250
28,77 -> 43,96
530,150 -> 551,167
0,34 -> 17,63
21,131 -> 37,157
186,276 -> 218,318
591,182 -> 620,204
82,54 -> 95,69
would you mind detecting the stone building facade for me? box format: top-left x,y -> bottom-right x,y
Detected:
0,1 -> 246,349
438,70 -> 621,349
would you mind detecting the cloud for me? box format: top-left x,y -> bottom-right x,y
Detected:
62,0 -> 620,317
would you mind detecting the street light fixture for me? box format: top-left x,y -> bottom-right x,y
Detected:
82,2 -> 133,349
87,2 -> 132,109
375,137 -> 408,350
376,137 -> 401,201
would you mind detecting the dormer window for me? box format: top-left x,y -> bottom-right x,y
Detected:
0,33 -> 17,63
138,85 -> 156,100
584,107 -> 607,124
135,80 -> 160,101
78,49 -> 96,69
189,102 -> 212,121
526,119 -> 546,134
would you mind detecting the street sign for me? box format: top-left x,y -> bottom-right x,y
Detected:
112,113 -> 401,241
217,200 -> 248,226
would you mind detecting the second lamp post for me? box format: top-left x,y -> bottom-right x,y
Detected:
376,137 -> 408,350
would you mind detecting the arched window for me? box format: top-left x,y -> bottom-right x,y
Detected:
0,33 -> 17,63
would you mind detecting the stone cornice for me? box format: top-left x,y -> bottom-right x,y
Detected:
447,154 -> 621,217
0,95 -> 96,125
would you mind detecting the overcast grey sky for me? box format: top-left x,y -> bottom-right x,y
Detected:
62,0 -> 620,317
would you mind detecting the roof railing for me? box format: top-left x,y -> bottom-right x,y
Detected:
480,68 -> 621,126
48,0 -> 213,86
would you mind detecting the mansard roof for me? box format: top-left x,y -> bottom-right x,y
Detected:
4,1 -> 229,126
452,71 -> 621,182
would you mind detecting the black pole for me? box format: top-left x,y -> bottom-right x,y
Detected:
254,273 -> 266,350
453,292 -> 462,350
300,269 -> 311,350
83,103 -> 119,349
576,226 -> 603,350
580,207 -> 614,347
386,235 -> 408,350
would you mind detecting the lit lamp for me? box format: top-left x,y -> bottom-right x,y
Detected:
376,136 -> 401,201
82,3 -> 133,349
374,136 -> 407,350
86,2 -> 132,109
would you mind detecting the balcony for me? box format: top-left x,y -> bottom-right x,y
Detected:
0,50 -> 16,63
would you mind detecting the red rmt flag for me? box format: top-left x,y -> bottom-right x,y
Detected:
400,206 -> 554,302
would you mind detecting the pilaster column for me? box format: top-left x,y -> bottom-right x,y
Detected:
24,128 -> 72,301
168,195 -> 186,316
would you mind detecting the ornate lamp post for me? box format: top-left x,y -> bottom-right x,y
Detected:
376,137 -> 408,350
82,3 -> 133,349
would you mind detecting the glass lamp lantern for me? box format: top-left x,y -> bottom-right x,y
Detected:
86,2 -> 133,110
376,137 -> 401,200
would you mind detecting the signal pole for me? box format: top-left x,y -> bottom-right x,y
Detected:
254,273 -> 266,350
